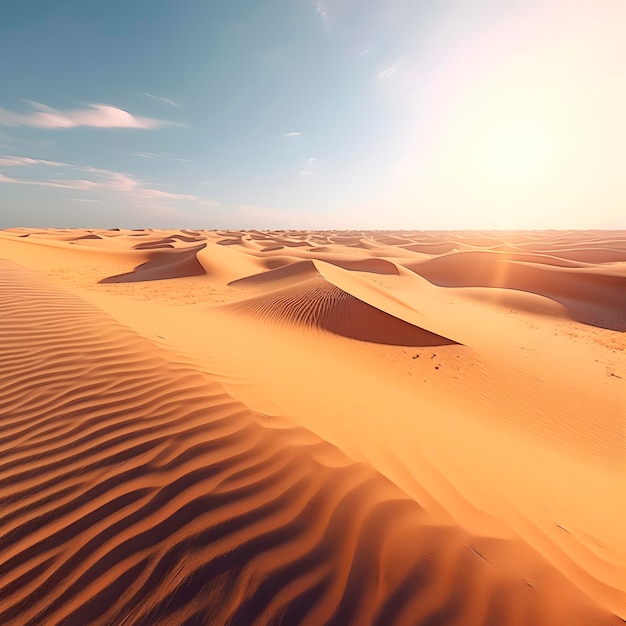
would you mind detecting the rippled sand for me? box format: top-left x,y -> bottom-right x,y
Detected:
0,228 -> 624,625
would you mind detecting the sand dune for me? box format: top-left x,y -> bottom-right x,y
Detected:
101,245 -> 208,282
228,274 -> 457,346
405,250 -> 626,331
0,228 -> 624,625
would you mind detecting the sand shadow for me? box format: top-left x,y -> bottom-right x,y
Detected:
408,253 -> 626,332
100,245 -> 206,283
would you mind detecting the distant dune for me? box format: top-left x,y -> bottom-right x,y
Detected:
0,228 -> 624,625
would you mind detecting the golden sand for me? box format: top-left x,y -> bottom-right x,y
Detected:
0,228 -> 624,625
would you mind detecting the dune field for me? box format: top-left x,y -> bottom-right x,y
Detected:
0,227 -> 624,626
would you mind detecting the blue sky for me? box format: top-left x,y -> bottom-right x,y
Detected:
1,0 -> 624,229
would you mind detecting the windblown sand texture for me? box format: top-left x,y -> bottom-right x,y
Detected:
0,227 -> 624,626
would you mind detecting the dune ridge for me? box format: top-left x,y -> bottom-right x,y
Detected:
227,268 -> 457,347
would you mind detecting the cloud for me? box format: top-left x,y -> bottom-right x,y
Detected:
314,1 -> 329,27
0,155 -> 67,167
378,61 -> 399,79
193,198 -> 220,207
0,172 -> 94,190
141,188 -> 196,201
133,151 -> 192,162
0,155 -> 210,204
144,92 -> 178,107
359,48 -> 372,56
299,157 -> 318,176
0,102 -> 175,129
283,131 -> 303,137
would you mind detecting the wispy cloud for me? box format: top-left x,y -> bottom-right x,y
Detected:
141,187 -> 197,201
378,60 -> 399,79
133,151 -> 192,162
314,1 -> 329,28
359,48 -> 372,57
193,199 -> 220,207
144,92 -> 178,107
0,101 -> 176,129
283,131 -> 303,137
0,155 -> 67,167
68,197 -> 106,204
0,155 -> 209,204
0,172 -> 97,190
299,157 -> 318,176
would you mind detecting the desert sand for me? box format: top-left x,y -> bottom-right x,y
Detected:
0,227 -> 624,625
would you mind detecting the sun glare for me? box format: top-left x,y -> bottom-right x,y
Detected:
479,118 -> 554,183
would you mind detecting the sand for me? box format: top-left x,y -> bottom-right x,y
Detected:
0,227 -> 624,625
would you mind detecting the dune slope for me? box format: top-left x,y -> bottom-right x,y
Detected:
0,228 -> 624,626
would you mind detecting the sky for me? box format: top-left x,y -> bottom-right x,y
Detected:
0,0 -> 624,230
